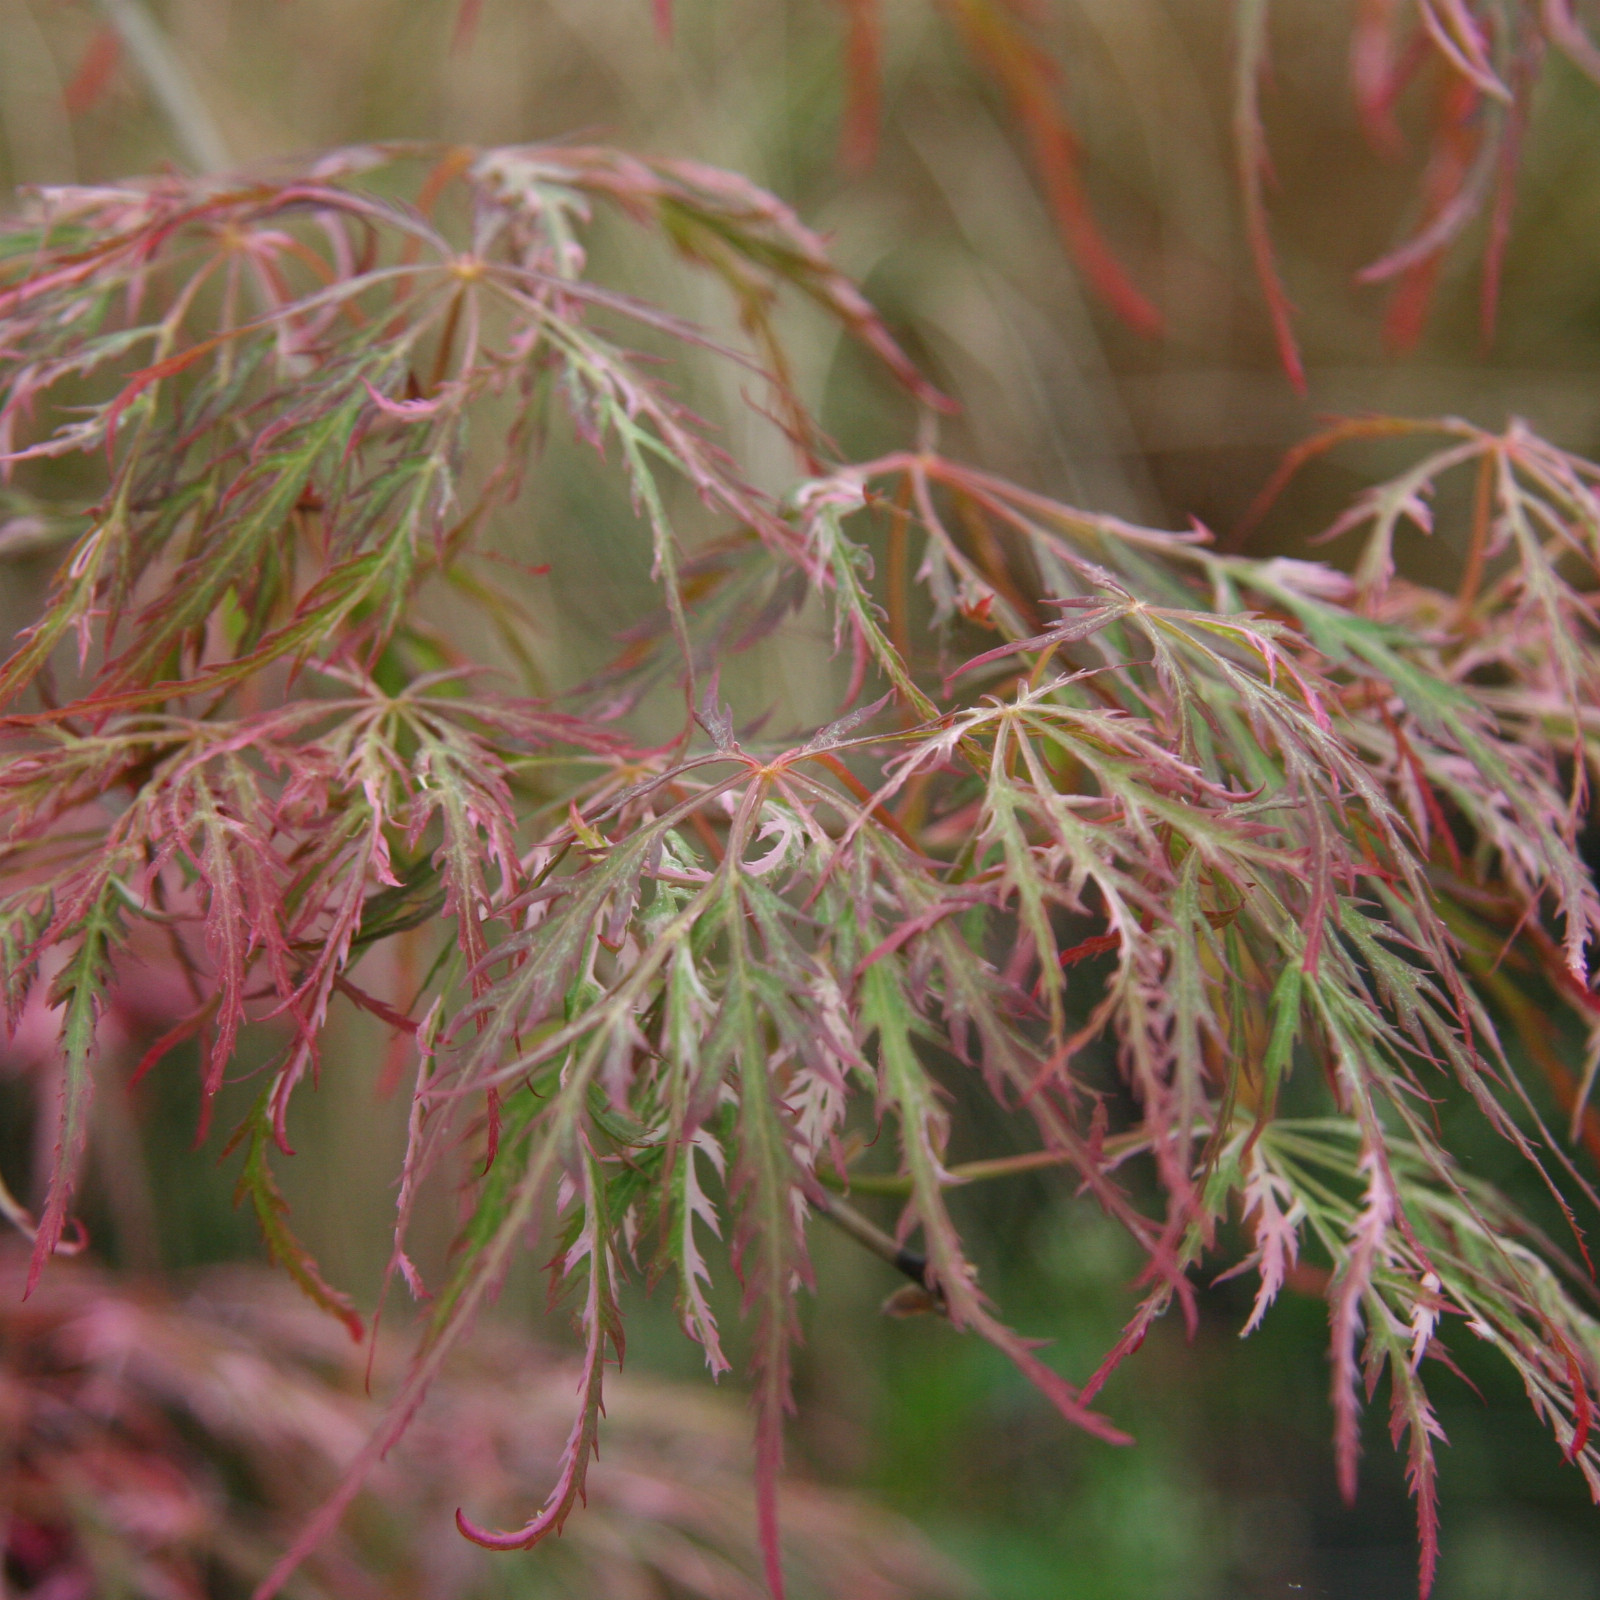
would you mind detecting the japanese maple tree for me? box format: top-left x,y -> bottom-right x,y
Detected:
3,5 -> 1600,1599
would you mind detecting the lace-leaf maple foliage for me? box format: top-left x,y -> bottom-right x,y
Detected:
784,0 -> 1600,383
0,1250 -> 974,1600
0,142 -> 1599,1600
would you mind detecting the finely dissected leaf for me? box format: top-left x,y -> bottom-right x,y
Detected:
26,890 -> 119,1293
1227,418 -> 1600,983
229,1092 -> 365,1341
456,1144 -> 623,1549
668,1129 -> 731,1373
729,918 -> 808,1600
7,135 -> 1600,1600
860,959 -> 1131,1446
1232,1143 -> 1305,1336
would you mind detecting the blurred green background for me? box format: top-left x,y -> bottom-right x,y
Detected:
7,3 -> 1600,1596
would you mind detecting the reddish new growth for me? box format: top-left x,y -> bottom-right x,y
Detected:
1,136 -> 1599,1600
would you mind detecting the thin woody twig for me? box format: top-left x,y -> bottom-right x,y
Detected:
810,1186 -> 934,1292
817,1129 -> 1161,1198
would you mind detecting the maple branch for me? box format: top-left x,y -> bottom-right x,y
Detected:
810,1187 -> 931,1289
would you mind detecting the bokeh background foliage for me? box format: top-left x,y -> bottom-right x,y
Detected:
4,3 -> 1600,1599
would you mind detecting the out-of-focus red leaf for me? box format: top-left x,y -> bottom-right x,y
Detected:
2,1254 -> 973,1600
943,0 -> 1163,339
1418,0 -> 1511,100
129,999 -> 218,1089
1233,413 -> 1434,542
838,0 -> 884,171
453,0 -> 484,50
1380,71 -> 1482,353
1059,930 -> 1122,968
1545,0 -> 1600,84
1481,28 -> 1543,343
1352,0 -> 1411,154
63,25 -> 123,116
1234,0 -> 1306,393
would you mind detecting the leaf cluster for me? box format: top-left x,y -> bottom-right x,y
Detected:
2,140 -> 1599,1600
